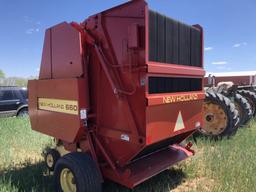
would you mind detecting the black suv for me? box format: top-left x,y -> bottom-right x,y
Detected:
0,87 -> 28,117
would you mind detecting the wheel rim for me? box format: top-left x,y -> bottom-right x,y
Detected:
202,101 -> 228,135
60,168 -> 77,192
46,154 -> 54,168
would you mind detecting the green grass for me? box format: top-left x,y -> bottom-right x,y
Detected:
0,118 -> 53,192
0,117 -> 256,192
184,121 -> 256,192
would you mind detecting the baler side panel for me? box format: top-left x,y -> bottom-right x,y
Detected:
39,22 -> 84,79
28,78 -> 88,143
51,22 -> 84,79
146,100 -> 203,144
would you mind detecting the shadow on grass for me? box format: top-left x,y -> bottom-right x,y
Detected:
0,163 -> 186,192
104,168 -> 186,192
0,162 -> 54,192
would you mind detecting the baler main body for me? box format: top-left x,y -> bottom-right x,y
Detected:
29,0 -> 205,188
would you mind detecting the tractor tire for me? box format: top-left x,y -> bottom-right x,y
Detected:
238,90 -> 256,117
45,148 -> 60,171
200,91 -> 239,139
54,152 -> 102,192
234,94 -> 252,126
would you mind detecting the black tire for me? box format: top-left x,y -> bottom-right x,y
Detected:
200,91 -> 239,139
17,108 -> 28,117
238,90 -> 256,117
55,152 -> 102,192
234,94 -> 252,126
45,149 -> 60,171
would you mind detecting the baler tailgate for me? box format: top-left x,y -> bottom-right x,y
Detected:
104,144 -> 193,188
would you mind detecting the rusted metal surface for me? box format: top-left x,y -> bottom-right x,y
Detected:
29,0 -> 205,188
203,101 -> 228,135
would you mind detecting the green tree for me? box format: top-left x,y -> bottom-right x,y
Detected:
0,69 -> 5,78
15,78 -> 28,87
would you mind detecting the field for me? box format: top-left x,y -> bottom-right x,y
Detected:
0,118 -> 256,192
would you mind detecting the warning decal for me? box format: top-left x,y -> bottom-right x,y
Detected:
38,98 -> 78,115
174,111 -> 185,132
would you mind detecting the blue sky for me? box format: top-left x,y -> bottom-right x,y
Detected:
0,0 -> 256,77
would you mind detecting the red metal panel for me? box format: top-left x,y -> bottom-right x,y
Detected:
101,144 -> 193,188
51,22 -> 84,78
147,92 -> 205,106
128,23 -> 139,48
204,75 -> 256,87
83,0 -> 147,166
216,76 -> 252,86
39,29 -> 52,79
28,78 -> 88,143
147,61 -> 205,76
39,22 -> 84,79
146,100 -> 203,144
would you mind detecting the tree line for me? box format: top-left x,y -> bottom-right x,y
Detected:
0,69 -> 37,87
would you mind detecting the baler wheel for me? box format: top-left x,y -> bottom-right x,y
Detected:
234,94 -> 252,126
45,149 -> 60,171
200,91 -> 239,139
238,90 -> 256,117
54,152 -> 102,192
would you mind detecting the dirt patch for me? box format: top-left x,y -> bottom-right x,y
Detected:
172,177 -> 215,192
8,147 -> 43,167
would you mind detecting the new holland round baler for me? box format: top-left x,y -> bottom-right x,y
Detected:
28,0 -> 205,191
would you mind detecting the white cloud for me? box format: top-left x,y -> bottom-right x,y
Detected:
233,44 -> 241,48
211,61 -> 228,65
26,28 -> 40,34
24,16 -> 41,34
204,47 -> 213,51
36,68 -> 40,72
233,42 -> 248,48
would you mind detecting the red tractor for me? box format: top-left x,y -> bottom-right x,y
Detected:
28,0 -> 205,191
